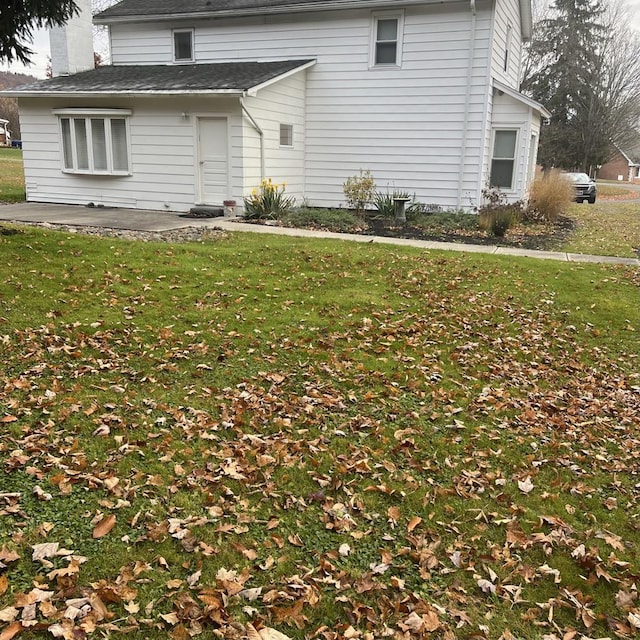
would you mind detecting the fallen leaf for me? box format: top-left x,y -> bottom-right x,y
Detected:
517,476 -> 535,494
92,514 -> 116,539
0,622 -> 22,640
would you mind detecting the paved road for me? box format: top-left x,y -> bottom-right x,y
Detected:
0,201 -> 638,266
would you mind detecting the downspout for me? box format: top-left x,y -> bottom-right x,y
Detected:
240,96 -> 265,180
456,0 -> 476,209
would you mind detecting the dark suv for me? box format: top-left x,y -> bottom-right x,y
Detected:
564,172 -> 597,204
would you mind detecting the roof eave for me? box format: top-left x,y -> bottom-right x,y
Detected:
493,79 -> 551,120
245,59 -> 316,95
2,89 -> 246,98
95,0 -> 460,25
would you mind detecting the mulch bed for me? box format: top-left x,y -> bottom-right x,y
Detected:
361,215 -> 576,251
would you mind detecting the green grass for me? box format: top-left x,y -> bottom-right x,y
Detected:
0,147 -> 25,202
0,227 -> 638,639
558,201 -> 640,258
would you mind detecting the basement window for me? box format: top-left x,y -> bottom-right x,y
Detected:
55,109 -> 132,175
173,29 -> 194,62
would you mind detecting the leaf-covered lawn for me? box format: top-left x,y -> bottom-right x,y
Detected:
558,202 -> 640,259
0,227 -> 639,640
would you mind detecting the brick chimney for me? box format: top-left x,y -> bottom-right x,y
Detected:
49,0 -> 94,77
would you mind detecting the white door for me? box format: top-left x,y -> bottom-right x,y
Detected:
198,117 -> 228,204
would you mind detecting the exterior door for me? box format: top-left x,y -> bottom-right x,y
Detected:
198,117 -> 228,204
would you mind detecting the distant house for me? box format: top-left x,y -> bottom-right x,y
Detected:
4,0 -> 550,214
0,119 -> 10,146
598,140 -> 640,184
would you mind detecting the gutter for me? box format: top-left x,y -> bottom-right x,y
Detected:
456,0 -> 476,209
240,97 -> 265,180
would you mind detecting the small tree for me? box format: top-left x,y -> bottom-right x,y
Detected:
343,170 -> 376,214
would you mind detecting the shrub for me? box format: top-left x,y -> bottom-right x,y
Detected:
243,178 -> 295,219
372,190 -> 411,217
476,186 -> 521,237
478,208 -> 520,237
343,170 -> 376,213
526,170 -> 574,223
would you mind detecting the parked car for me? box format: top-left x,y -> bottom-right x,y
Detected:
563,172 -> 597,204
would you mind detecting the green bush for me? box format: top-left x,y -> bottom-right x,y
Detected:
243,178 -> 295,219
343,170 -> 376,213
526,170 -> 574,222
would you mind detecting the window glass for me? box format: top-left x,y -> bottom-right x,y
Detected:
61,118 -> 73,169
490,130 -> 517,189
174,30 -> 193,61
111,119 -> 129,172
74,119 -> 89,170
91,118 -> 108,171
58,112 -> 130,175
375,18 -> 398,65
279,124 -> 293,147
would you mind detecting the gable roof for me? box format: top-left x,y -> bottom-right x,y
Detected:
2,60 -> 315,98
493,80 -> 551,120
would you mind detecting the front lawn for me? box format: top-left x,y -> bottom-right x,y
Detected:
0,228 -> 638,640
0,148 -> 25,202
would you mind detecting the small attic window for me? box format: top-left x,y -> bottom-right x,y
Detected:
173,29 -> 194,62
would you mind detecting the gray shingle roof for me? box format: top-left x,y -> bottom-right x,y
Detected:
6,60 -> 314,95
96,0 -> 357,21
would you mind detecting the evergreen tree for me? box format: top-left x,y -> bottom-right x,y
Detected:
0,0 -> 78,64
521,0 -> 606,171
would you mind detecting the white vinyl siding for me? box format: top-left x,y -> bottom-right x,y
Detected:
110,4 -> 493,208
21,97 -> 244,212
241,72 -> 306,201
491,0 -> 523,86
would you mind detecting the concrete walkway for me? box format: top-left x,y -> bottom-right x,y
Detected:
1,202 -> 638,266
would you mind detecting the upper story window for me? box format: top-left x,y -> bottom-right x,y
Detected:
173,29 -> 194,62
504,25 -> 512,72
54,109 -> 132,175
371,12 -> 404,67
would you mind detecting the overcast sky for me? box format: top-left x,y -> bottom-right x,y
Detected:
2,0 -> 640,79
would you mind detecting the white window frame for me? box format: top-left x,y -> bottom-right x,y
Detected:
504,24 -> 513,73
489,128 -> 519,191
173,28 -> 194,63
279,123 -> 293,148
53,108 -> 132,176
370,11 -> 404,68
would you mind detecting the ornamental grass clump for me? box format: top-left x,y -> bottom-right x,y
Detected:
243,178 -> 295,219
526,170 -> 574,223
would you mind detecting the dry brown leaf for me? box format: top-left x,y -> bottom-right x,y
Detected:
92,514 -> 116,539
407,516 -> 422,532
0,621 -> 22,640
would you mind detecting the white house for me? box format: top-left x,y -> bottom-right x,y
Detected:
5,0 -> 550,213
